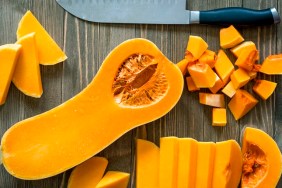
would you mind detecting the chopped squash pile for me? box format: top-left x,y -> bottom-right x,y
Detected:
177,25 -> 282,124
0,10 -> 66,104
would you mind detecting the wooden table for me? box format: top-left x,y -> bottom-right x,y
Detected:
0,0 -> 281,187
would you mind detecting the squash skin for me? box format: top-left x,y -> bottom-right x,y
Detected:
1,38 -> 184,180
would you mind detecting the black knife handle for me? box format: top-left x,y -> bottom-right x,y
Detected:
198,7 -> 280,26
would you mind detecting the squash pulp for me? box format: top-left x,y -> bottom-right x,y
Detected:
0,38 -> 183,179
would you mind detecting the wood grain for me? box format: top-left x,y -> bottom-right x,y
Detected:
0,0 -> 281,187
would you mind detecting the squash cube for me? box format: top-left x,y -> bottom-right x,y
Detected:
235,49 -> 258,71
212,108 -> 227,126
177,59 -> 189,75
220,25 -> 244,49
198,49 -> 216,68
222,81 -> 236,98
186,35 -> 208,59
199,93 -> 225,108
253,79 -> 277,100
214,50 -> 235,85
186,76 -> 200,92
96,171 -> 130,188
188,62 -> 217,88
230,68 -> 250,89
259,54 -> 282,75
228,89 -> 258,120
230,41 -> 259,60
209,74 -> 225,94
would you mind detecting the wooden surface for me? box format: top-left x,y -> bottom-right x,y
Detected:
0,0 -> 281,187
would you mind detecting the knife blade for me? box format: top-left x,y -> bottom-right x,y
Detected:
56,0 -> 280,25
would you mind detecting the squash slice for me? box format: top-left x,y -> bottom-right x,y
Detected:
0,44 -> 21,105
12,32 -> 43,98
96,171 -> 130,188
1,38 -> 183,179
17,10 -> 67,65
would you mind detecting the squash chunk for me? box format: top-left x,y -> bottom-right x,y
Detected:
186,76 -> 200,92
222,81 -> 236,98
136,139 -> 160,188
214,50 -> 235,85
176,59 -> 189,75
230,41 -> 259,60
235,49 -> 258,71
241,127 -> 282,188
187,62 -> 217,88
186,35 -> 208,59
198,49 -> 216,68
209,74 -> 224,94
17,10 -> 67,65
212,140 -> 242,188
199,93 -> 225,108
96,171 -> 130,188
230,68 -> 250,90
259,54 -> 282,75
68,157 -> 108,188
228,89 -> 258,120
12,33 -> 43,98
253,79 -> 277,100
177,138 -> 198,188
0,44 -> 21,105
212,108 -> 227,126
160,137 -> 179,188
195,142 -> 216,188
220,25 -> 244,49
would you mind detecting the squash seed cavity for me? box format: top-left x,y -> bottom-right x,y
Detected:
242,143 -> 267,187
112,54 -> 168,106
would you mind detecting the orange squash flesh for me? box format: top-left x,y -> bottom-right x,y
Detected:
187,62 -> 217,88
1,38 -> 184,179
230,68 -> 250,90
195,142 -> 215,188
198,49 -> 216,68
228,89 -> 258,120
212,140 -> 242,188
259,54 -> 282,75
222,81 -> 236,98
186,35 -> 208,59
67,157 -> 108,188
96,171 -> 130,188
159,137 -> 179,188
220,25 -> 244,49
235,49 -> 259,71
0,44 -> 21,105
177,138 -> 198,188
176,59 -> 189,75
199,93 -> 225,108
241,127 -> 282,188
12,32 -> 43,98
253,79 -> 277,100
212,108 -> 227,126
186,76 -> 200,92
136,139 -> 159,188
17,11 -> 67,65
231,41 -> 258,60
214,50 -> 235,85
209,74 -> 225,94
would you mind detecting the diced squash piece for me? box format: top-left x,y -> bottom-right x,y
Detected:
199,93 -> 225,108
186,76 -> 200,92
0,44 -> 21,105
253,79 -> 277,100
198,49 -> 216,68
12,33 -> 43,98
68,157 -> 108,188
214,50 -> 235,85
160,137 -> 179,188
247,71 -> 257,80
184,51 -> 197,62
212,108 -> 227,126
195,142 -> 216,188
136,139 -> 159,188
222,81 -> 236,98
209,74 -> 225,94
259,54 -> 282,75
17,10 -> 67,65
188,62 -> 217,88
212,140 -> 242,188
96,171 -> 130,188
228,89 -> 258,120
230,41 -> 258,60
230,68 -> 250,89
177,59 -> 189,75
177,138 -> 198,188
220,25 -> 244,49
235,49 -> 259,71
186,35 -> 208,59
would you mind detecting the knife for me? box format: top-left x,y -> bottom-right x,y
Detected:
56,0 -> 280,25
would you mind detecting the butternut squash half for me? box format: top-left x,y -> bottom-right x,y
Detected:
0,38 -> 183,180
